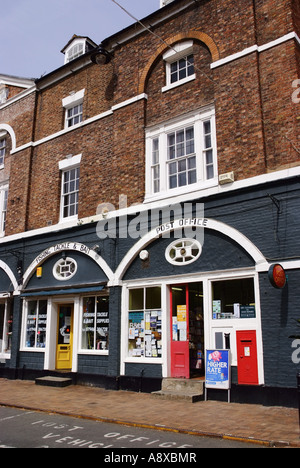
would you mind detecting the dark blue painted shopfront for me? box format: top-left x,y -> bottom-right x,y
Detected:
0,177 -> 299,406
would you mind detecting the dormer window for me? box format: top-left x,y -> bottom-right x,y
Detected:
61,35 -> 97,65
67,43 -> 85,63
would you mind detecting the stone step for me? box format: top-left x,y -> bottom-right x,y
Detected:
152,390 -> 203,403
152,378 -> 204,403
35,376 -> 73,388
161,377 -> 204,393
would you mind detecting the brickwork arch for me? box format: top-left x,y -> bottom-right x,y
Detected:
138,31 -> 219,95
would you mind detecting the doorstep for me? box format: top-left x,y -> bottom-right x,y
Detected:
35,376 -> 73,388
152,377 -> 204,403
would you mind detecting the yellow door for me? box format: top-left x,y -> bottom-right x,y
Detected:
56,305 -> 73,370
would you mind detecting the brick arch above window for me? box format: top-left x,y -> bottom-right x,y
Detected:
138,31 -> 219,95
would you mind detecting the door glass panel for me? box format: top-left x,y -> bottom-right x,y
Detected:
171,286 -> 187,342
58,306 -> 72,345
188,283 -> 204,376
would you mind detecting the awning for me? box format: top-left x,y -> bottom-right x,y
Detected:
21,285 -> 105,297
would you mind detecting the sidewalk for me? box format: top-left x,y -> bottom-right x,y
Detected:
0,378 -> 299,447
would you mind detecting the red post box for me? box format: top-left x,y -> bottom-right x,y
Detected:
236,330 -> 259,385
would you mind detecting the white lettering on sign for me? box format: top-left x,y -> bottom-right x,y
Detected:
35,243 -> 90,265
30,419 -> 195,449
155,218 -> 208,240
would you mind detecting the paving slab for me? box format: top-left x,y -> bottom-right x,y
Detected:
0,379 -> 299,447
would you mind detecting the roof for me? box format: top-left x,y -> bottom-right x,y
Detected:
61,35 -> 98,54
0,74 -> 35,88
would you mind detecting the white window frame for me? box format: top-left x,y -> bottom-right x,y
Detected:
79,295 -> 110,355
21,299 -> 48,352
162,41 -> 196,93
66,103 -> 83,128
53,257 -> 78,281
121,271 -> 264,384
122,285 -> 163,365
59,154 -> 81,222
62,89 -> 85,129
60,166 -> 80,221
0,300 -> 11,358
0,184 -> 8,236
0,135 -> 6,168
64,38 -> 86,64
145,107 -> 218,202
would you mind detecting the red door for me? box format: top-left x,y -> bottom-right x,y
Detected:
236,330 -> 259,385
170,285 -> 190,379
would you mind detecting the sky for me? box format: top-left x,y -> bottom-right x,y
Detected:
0,0 -> 160,79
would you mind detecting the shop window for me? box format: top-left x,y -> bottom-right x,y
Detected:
128,287 -> 162,358
81,296 -> 109,351
212,278 -> 256,320
25,300 -> 48,348
0,302 -> 12,355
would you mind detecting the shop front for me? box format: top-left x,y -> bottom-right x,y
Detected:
19,242 -> 113,377
119,218 -> 266,387
20,291 -> 110,373
0,261 -> 18,364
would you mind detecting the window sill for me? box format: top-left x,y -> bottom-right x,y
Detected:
20,347 -> 45,353
161,74 -> 196,93
58,215 -> 79,225
125,357 -> 163,364
0,352 -> 10,360
144,178 -> 219,204
78,350 -> 109,356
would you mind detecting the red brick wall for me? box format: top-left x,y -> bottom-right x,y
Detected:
0,92 -> 36,235
145,41 -> 214,127
2,0 -> 300,234
34,63 -> 114,141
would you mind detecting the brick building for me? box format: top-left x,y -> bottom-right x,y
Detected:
0,0 -> 299,406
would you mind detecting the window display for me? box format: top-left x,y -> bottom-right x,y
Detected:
212,278 -> 256,320
25,300 -> 48,348
128,287 -> 162,358
81,295 -> 109,351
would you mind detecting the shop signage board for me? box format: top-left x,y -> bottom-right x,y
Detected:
205,349 -> 231,402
